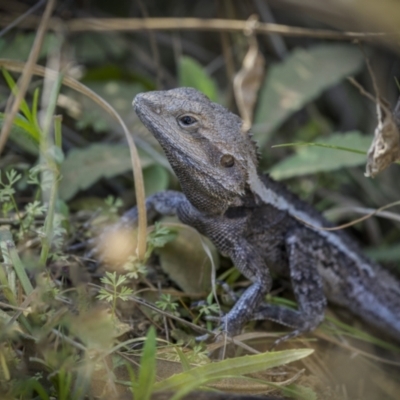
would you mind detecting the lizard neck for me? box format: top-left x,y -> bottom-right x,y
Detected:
163,141 -> 259,215
178,171 -> 247,215
168,154 -> 252,215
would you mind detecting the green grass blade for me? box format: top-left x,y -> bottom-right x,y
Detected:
175,346 -> 192,372
1,67 -> 33,121
271,141 -> 366,155
40,71 -> 64,141
0,112 -> 40,155
0,112 -> 40,141
12,114 -> 41,142
39,74 -> 64,265
27,379 -> 50,400
135,326 -> 157,400
54,114 -> 63,149
153,348 -> 313,392
32,87 -> 40,130
325,316 -> 400,352
7,235 -> 33,295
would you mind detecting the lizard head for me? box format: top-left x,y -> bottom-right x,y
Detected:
133,87 -> 259,213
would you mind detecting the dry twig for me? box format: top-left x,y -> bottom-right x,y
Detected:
0,15 -> 393,41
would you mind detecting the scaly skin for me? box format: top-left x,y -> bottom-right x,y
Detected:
117,87 -> 400,342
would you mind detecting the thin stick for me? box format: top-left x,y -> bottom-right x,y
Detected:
0,0 -> 56,156
0,16 -> 393,41
294,200 -> 400,232
0,0 -> 46,37
348,77 -> 377,103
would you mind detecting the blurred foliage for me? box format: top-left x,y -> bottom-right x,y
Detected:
1,0 -> 400,399
253,44 -> 365,145
0,32 -> 57,61
179,56 -> 219,102
59,144 -> 154,200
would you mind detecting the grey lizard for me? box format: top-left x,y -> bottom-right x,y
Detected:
106,87 -> 400,343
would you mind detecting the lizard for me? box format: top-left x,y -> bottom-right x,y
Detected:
106,87 -> 400,344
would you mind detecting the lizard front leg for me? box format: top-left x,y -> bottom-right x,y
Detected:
88,191 -> 188,260
253,229 -> 327,345
119,190 -> 188,227
215,240 -> 273,336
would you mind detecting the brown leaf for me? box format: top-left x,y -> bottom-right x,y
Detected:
233,34 -> 265,132
158,220 -> 219,294
365,96 -> 400,178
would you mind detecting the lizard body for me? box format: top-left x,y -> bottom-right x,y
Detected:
123,87 -> 400,341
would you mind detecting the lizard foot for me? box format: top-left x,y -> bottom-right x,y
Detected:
269,329 -> 304,350
196,312 -> 243,342
268,318 -> 322,350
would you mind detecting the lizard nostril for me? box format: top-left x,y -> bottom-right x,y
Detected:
133,93 -> 161,114
132,93 -> 144,109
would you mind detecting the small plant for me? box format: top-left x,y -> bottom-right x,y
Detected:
97,271 -> 134,317
197,292 -> 220,318
146,222 -> 177,257
122,222 -> 176,280
185,345 -> 209,365
0,69 -> 65,266
0,169 -> 22,220
104,195 -> 123,215
123,255 -> 148,279
192,292 -> 220,330
155,293 -> 180,317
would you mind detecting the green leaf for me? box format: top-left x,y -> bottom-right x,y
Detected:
135,326 -> 157,400
254,44 -> 364,145
269,131 -> 372,180
153,348 -> 313,392
59,144 -> 154,201
179,56 -> 218,102
143,164 -> 169,196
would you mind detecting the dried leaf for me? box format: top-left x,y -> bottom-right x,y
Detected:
234,36 -> 265,132
365,97 -> 400,178
158,221 -> 219,294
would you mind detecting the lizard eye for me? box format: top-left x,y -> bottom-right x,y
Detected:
178,115 -> 197,127
220,154 -> 235,168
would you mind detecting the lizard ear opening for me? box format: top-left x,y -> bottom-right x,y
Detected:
220,154 -> 235,168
